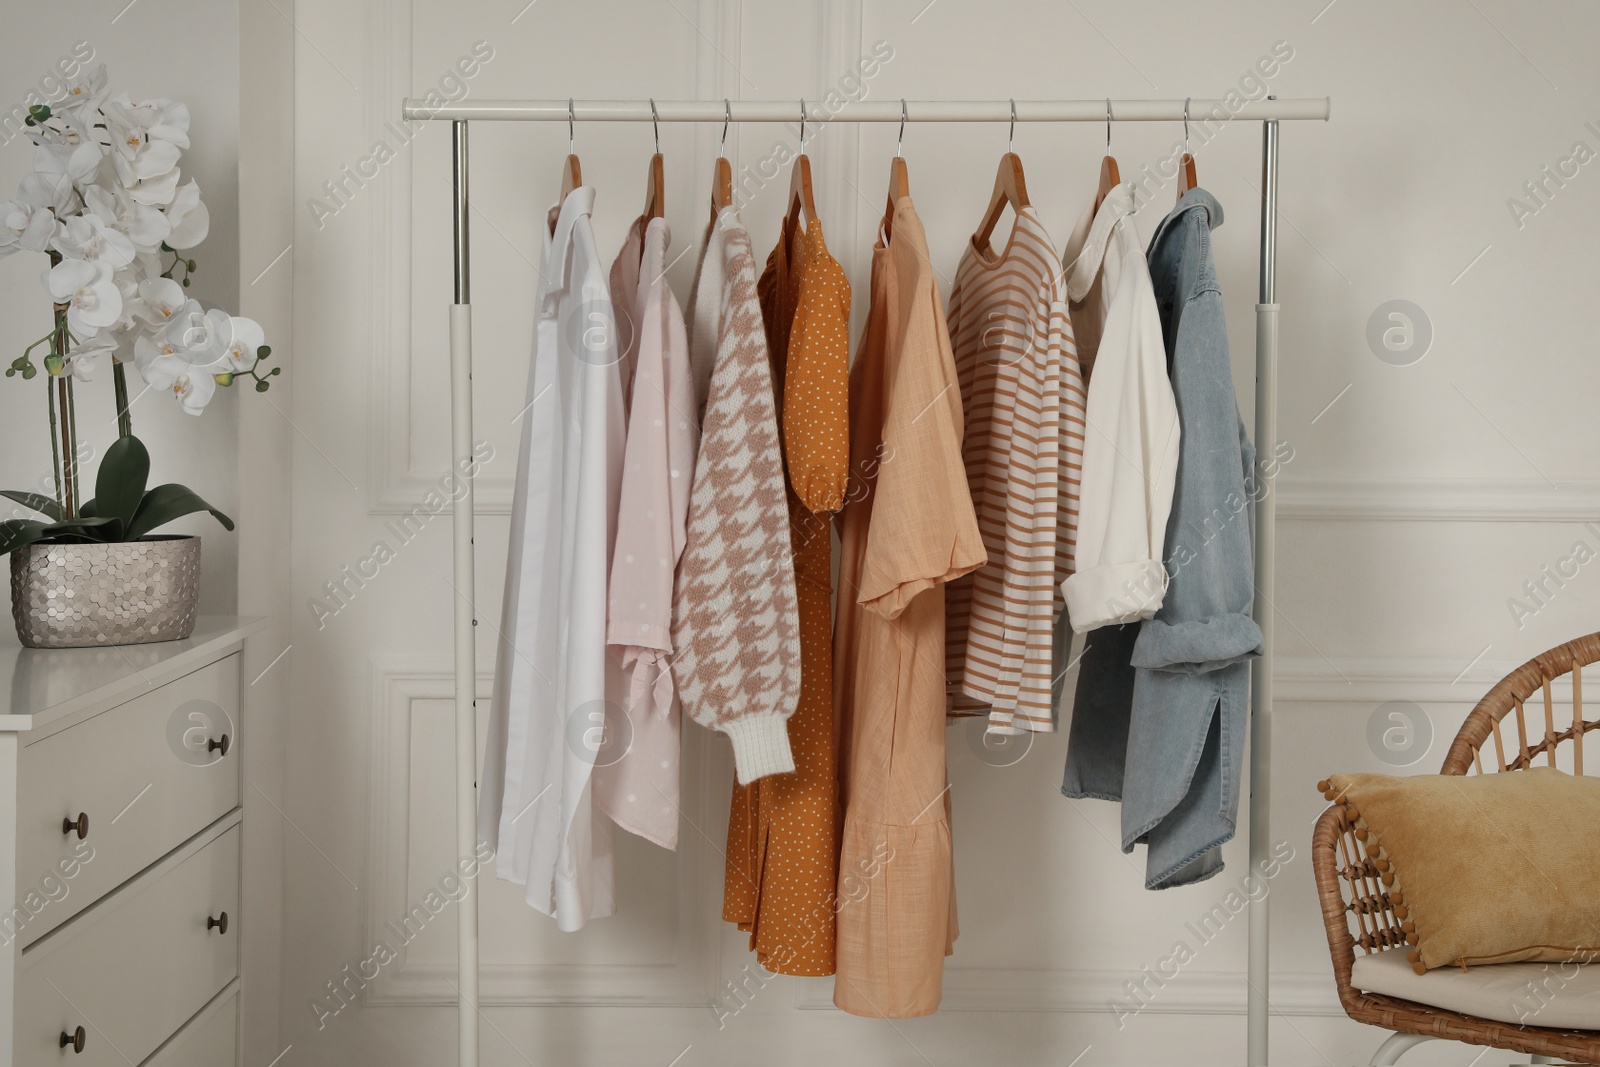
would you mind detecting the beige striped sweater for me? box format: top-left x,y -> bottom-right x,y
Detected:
945,206 -> 1084,734
671,210 -> 803,783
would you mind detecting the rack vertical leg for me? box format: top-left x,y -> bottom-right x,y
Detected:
449,119 -> 480,1067
1248,114 -> 1281,1067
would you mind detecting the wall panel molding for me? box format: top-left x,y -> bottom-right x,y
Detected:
1277,477 -> 1600,523
793,969 -> 1340,1016
1274,654 -> 1575,705
364,657 -> 715,1007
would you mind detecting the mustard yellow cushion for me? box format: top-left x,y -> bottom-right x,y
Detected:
1320,767 -> 1600,973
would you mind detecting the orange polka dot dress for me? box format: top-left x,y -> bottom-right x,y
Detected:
721,211 -> 849,976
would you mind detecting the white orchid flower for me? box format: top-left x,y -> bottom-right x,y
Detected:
107,268 -> 146,335
198,310 -> 265,371
1,172 -> 74,257
34,141 -> 103,188
18,170 -> 76,215
160,299 -> 230,372
123,166 -> 181,207
145,99 -> 192,148
139,350 -> 217,415
134,315 -> 219,415
25,107 -> 99,150
43,259 -> 123,332
1,201 -> 57,258
134,277 -> 187,327
110,138 -> 181,188
104,93 -> 191,151
57,64 -> 109,115
163,179 -> 209,249
62,334 -> 116,381
84,185 -> 171,252
52,213 -> 137,268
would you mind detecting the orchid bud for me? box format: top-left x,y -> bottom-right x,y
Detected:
213,372 -> 233,386
43,354 -> 64,375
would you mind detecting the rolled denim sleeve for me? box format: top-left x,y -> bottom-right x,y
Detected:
1130,287 -> 1262,675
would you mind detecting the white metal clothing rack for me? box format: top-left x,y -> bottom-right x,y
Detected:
399,95 -> 1331,1067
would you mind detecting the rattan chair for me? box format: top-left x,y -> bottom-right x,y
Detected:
1313,632 -> 1600,1066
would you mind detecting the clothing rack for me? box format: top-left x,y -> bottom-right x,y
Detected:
398,94 -> 1331,1067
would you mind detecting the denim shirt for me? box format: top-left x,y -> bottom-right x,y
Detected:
1062,187 -> 1263,889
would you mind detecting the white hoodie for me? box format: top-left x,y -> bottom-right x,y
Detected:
1060,182 -> 1181,632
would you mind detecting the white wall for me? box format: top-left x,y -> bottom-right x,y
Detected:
237,0 -> 295,1062
276,2 -> 1600,1065
0,4 -> 244,613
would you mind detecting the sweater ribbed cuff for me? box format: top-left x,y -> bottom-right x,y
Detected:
722,716 -> 795,785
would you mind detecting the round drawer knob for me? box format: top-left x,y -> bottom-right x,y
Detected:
208,911 -> 229,935
60,1026 -> 85,1053
208,733 -> 230,757
62,812 -> 88,840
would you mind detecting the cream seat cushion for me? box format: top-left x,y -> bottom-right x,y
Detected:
1353,947 -> 1600,1031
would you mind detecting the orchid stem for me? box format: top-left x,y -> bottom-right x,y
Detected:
52,306 -> 76,520
64,373 -> 79,515
113,361 -> 132,438
55,375 -> 74,520
47,374 -> 63,516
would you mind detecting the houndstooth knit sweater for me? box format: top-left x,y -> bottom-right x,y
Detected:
671,209 -> 802,784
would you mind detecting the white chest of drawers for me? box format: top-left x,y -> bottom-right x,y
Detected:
0,617 -> 264,1067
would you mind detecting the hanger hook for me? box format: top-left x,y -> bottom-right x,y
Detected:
897,98 -> 907,158
1008,98 -> 1016,154
567,97 -> 575,155
649,98 -> 660,154
798,98 -> 806,153
1183,96 -> 1191,151
720,99 -> 730,158
1105,97 -> 1113,151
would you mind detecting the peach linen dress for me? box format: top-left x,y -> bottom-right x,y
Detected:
721,212 -> 850,976
834,196 -> 985,1017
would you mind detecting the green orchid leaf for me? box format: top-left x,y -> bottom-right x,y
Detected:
0,491 -> 63,521
96,434 -> 150,531
0,519 -> 50,554
42,516 -> 123,543
1,516 -> 127,554
126,483 -> 234,540
78,498 -> 98,518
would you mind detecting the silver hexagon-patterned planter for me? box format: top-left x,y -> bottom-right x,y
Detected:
9,536 -> 201,648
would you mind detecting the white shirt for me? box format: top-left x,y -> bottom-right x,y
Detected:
479,186 -> 625,930
1060,182 -> 1181,632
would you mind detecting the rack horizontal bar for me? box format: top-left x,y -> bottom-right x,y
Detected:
402,97 -> 1330,123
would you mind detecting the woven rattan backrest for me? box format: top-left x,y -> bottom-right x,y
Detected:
1440,631 -> 1600,777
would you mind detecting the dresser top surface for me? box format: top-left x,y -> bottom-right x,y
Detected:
0,615 -> 265,730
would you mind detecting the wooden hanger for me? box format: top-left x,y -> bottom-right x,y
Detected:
1093,98 -> 1120,214
560,154 -> 582,202
1176,98 -> 1197,203
785,99 -> 817,229
643,153 -> 665,220
560,98 -> 582,204
710,100 -> 734,227
643,100 -> 665,222
883,99 -> 910,232
974,101 -> 1028,250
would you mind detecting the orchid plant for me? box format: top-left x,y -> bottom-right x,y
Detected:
0,65 -> 275,551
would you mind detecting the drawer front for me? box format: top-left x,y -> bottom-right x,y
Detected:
17,655 -> 240,944
15,824 -> 240,1067
144,987 -> 238,1067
